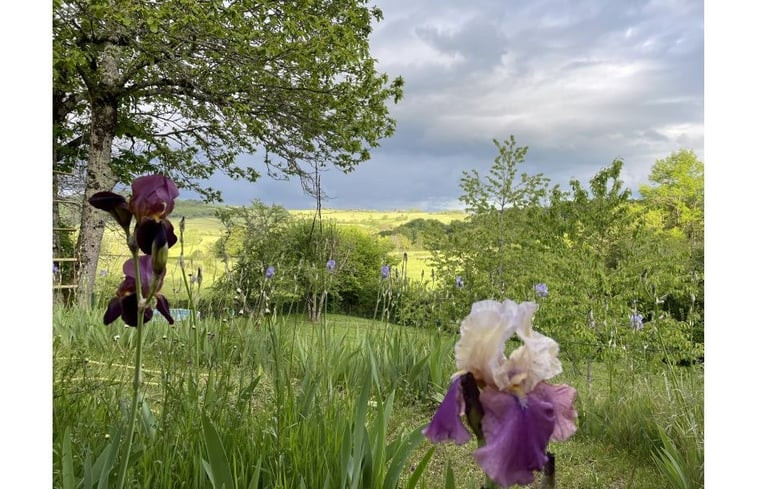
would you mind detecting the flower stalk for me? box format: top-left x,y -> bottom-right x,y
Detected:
116,246 -> 146,489
88,175 -> 179,488
177,216 -> 200,370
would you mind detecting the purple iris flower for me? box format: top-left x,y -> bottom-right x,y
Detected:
534,283 -> 548,298
631,313 -> 643,330
53,264 -> 60,274
381,264 -> 390,279
88,175 -> 179,257
265,266 -> 275,279
455,275 -> 464,288
423,299 -> 577,488
326,259 -> 336,272
128,174 -> 179,221
89,174 -> 179,329
103,255 -> 174,327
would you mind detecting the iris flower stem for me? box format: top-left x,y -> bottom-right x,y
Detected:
116,247 -> 146,489
178,217 -> 200,372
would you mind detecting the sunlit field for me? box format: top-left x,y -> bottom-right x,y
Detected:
94,206 -> 464,302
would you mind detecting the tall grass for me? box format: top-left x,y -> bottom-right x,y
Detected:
574,355 -> 703,488
53,307 -> 451,488
53,306 -> 702,488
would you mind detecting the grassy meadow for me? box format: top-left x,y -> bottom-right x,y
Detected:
53,305 -> 702,488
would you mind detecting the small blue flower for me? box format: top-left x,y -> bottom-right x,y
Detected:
455,275 -> 464,288
265,266 -> 275,279
326,259 -> 336,272
630,313 -> 643,330
534,283 -> 548,298
381,265 -> 390,279
53,264 -> 60,274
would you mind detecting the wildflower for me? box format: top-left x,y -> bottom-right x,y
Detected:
265,265 -> 275,279
53,264 -> 60,274
630,312 -> 643,330
455,275 -> 464,289
534,283 -> 548,298
381,264 -> 390,279
326,259 -> 336,272
103,255 -> 174,327
424,299 -> 577,488
128,174 -> 179,221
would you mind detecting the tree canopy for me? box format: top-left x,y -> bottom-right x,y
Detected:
54,0 -> 404,197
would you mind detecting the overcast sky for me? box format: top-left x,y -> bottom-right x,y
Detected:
186,0 -> 703,210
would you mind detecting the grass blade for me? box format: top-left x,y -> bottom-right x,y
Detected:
201,413 -> 236,489
444,461 -> 455,489
382,426 -> 425,489
406,446 -> 435,489
62,428 -> 75,489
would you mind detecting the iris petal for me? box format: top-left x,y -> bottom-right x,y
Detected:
474,389 -> 555,488
88,192 -> 133,231
120,293 -> 153,327
129,175 -> 179,220
531,382 -> 577,441
455,300 -> 512,387
155,295 -> 174,325
123,256 -> 154,296
422,377 -> 471,444
104,297 -> 122,325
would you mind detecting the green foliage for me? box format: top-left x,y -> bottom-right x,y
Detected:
205,202 -> 396,320
430,135 -> 550,302
424,140 -> 703,368
378,218 -> 450,249
54,0 -> 404,196
640,149 -> 704,242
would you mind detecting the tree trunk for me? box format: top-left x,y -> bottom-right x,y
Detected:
75,44 -> 121,307
75,98 -> 118,307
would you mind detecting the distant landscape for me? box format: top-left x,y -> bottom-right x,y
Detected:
96,199 -> 466,304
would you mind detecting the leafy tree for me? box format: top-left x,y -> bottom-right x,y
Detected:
638,149 -> 704,341
53,0 -> 404,304
639,149 -> 704,242
430,135 -> 550,299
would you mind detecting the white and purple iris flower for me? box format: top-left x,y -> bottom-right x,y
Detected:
423,299 -> 577,488
265,265 -> 276,279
